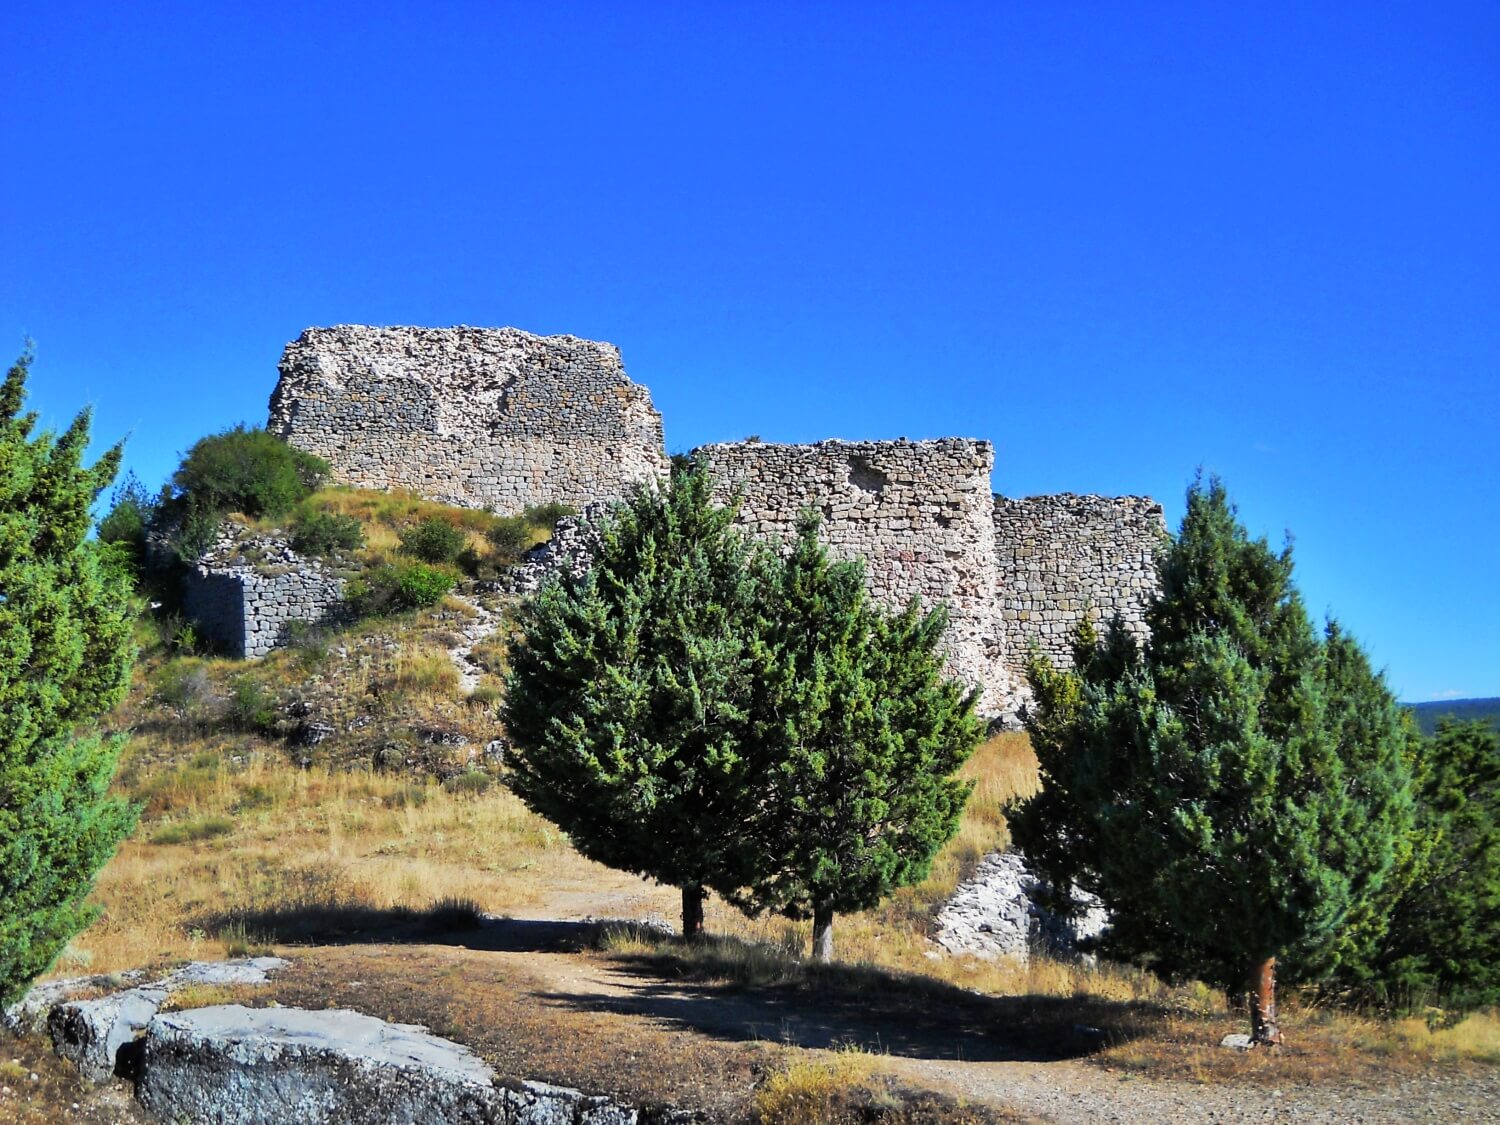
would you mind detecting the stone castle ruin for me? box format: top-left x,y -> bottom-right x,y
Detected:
697,441 -> 1162,718
270,325 -> 670,514
209,324 -> 1164,721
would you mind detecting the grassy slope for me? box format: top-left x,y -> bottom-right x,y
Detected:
23,487 -> 1496,1117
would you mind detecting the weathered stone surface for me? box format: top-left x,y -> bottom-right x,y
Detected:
4,971 -> 147,1036
270,326 -> 670,516
992,493 -> 1165,681
136,1005 -> 500,1124
934,851 -> 1108,963
696,439 -> 1008,714
133,1004 -> 667,1123
49,987 -> 167,1082
12,958 -> 290,1085
181,523 -> 347,659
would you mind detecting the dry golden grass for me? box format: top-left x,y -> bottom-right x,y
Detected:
59,599 -> 1500,1091
75,748 -> 618,973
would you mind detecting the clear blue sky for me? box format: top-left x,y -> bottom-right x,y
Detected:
4,3 -> 1495,702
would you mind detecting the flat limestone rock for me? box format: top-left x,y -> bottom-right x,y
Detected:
14,957 -> 291,1088
136,1005 -> 501,1124
3,970 -> 146,1036
49,986 -> 167,1083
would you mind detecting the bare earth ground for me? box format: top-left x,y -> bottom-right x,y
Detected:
6,888 -> 1499,1122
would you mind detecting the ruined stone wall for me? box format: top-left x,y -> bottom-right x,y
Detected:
269,326 -> 670,515
695,439 -> 1008,714
992,493 -> 1165,673
181,527 -> 347,659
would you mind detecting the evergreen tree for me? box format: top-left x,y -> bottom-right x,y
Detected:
1013,476 -> 1415,1045
717,515 -> 984,961
1325,718 -> 1500,1010
501,459 -> 762,935
0,351 -> 139,1007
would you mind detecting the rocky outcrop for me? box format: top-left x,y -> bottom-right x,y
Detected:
4,958 -> 290,1085
12,960 -> 696,1123
137,1005 -> 676,1123
934,852 -> 1108,962
136,1006 -> 500,1124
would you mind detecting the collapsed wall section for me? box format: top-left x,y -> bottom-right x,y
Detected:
181,528 -> 347,659
269,325 -> 670,515
992,493 -> 1165,674
695,439 -> 1008,715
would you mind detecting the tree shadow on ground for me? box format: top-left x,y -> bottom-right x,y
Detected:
537,931 -> 1164,1063
197,899 -> 591,953
196,906 -> 1163,1064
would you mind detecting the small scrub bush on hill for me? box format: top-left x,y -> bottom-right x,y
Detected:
347,561 -> 457,615
522,500 -> 574,527
152,815 -> 236,845
156,425 -> 329,562
290,510 -> 364,556
400,517 -> 467,565
227,677 -> 278,732
442,769 -> 492,797
395,562 -> 456,607
171,425 -> 328,520
485,515 -> 533,561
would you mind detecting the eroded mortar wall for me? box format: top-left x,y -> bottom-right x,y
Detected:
992,493 -> 1165,674
695,439 -> 1008,714
182,528 -> 347,659
269,326 -> 670,515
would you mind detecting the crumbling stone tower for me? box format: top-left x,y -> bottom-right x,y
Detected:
270,325 -> 670,515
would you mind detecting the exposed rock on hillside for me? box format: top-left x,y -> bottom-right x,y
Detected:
934,851 -> 1108,962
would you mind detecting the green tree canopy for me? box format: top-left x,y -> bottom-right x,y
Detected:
1013,476 -> 1416,1045
158,425 -> 329,560
500,459 -> 764,934
0,351 -> 139,1006
715,514 -> 984,960
1324,718 -> 1500,1011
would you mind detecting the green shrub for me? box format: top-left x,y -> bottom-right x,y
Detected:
395,562 -> 456,608
522,501 -> 575,527
96,471 -> 158,579
171,425 -> 329,519
442,770 -> 492,797
456,545 -> 484,578
291,511 -> 364,556
152,815 -> 236,845
486,516 -> 533,562
227,677 -> 277,732
400,518 -> 467,565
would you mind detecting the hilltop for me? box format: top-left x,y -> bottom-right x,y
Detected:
1408,697 -> 1500,736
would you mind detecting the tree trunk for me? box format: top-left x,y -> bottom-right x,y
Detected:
1249,955 -> 1282,1047
812,903 -> 835,962
681,885 -> 705,939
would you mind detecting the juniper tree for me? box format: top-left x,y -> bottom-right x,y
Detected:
1322,718 -> 1500,1011
501,459 -> 763,935
1013,476 -> 1415,1046
717,514 -> 983,961
0,351 -> 139,1007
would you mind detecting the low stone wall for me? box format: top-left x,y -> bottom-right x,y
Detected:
695,439 -> 1007,714
270,325 -> 670,515
992,493 -> 1165,673
181,528 -> 347,659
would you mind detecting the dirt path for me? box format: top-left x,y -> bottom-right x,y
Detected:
257,923 -> 1499,1125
